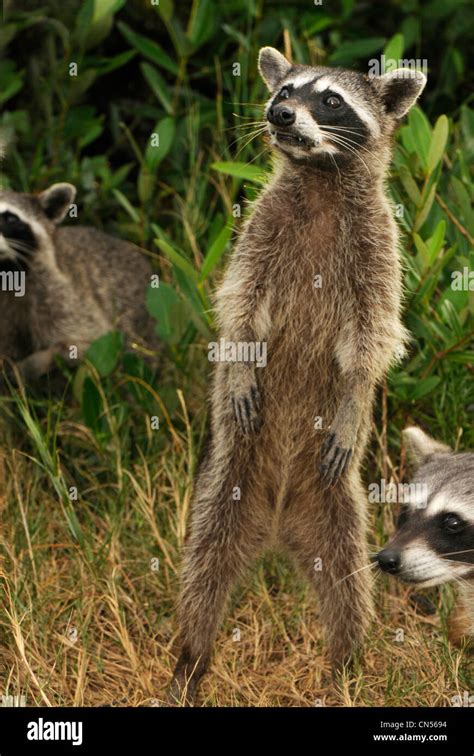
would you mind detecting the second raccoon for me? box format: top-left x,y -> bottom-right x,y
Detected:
0,183 -> 158,381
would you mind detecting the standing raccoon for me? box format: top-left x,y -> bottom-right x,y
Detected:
170,48 -> 426,703
0,183 -> 158,381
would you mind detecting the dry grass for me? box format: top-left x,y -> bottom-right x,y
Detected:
0,381 -> 471,708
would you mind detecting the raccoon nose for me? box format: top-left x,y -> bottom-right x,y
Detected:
268,104 -> 296,127
377,549 -> 401,574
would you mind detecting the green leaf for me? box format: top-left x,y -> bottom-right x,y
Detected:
408,108 -> 432,171
78,0 -> 127,49
409,376 -> 440,400
146,283 -> 189,345
85,331 -> 124,377
383,33 -> 404,68
144,116 -> 175,171
211,161 -> 267,185
75,0 -> 95,46
155,239 -> 198,282
439,299 -> 464,340
426,220 -> 446,264
413,233 -> 430,268
399,125 -> 416,154
329,37 -> 386,66
117,21 -> 178,75
400,15 -> 420,48
137,169 -> 155,205
200,223 -> 233,282
87,49 -> 136,76
64,105 -> 103,148
187,0 -> 217,48
427,115 -> 449,174
460,105 -> 474,160
0,62 -> 24,105
81,376 -> 103,432
112,189 -> 140,223
399,165 -> 421,206
141,62 -> 173,115
93,0 -> 127,22
304,16 -> 333,35
414,184 -> 436,232
450,176 -> 473,230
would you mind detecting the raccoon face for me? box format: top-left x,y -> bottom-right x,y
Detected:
0,208 -> 38,272
258,47 -> 426,168
0,183 -> 76,273
377,427 -> 474,588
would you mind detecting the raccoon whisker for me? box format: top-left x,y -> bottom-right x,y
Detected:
222,121 -> 267,133
233,125 -> 268,141
246,144 -> 271,166
319,128 -> 369,151
228,102 -> 266,109
6,238 -> 36,255
322,134 -> 372,179
442,548 -> 474,558
8,241 -> 34,255
319,129 -> 384,170
234,128 -> 268,157
451,574 -> 471,589
231,124 -> 267,133
328,151 -> 342,185
335,561 -> 377,584
220,122 -> 265,134
318,124 -> 366,136
228,129 -> 266,155
231,117 -> 267,126
326,135 -> 373,177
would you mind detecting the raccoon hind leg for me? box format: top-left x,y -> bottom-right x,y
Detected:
169,441 -> 273,705
280,472 -> 374,677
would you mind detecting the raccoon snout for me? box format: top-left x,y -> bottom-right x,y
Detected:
268,103 -> 296,127
377,548 -> 401,575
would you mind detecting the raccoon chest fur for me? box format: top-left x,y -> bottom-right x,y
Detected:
249,192 -> 349,365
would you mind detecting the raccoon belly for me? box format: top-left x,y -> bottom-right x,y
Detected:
261,331 -> 343,451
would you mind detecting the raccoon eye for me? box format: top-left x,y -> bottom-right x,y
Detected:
442,513 -> 466,533
279,87 -> 290,99
324,93 -> 342,109
2,211 -> 19,224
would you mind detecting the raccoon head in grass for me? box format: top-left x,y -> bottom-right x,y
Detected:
258,47 -> 426,171
377,427 -> 474,588
0,183 -> 75,273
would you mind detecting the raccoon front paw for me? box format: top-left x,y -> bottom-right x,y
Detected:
320,431 -> 353,486
231,383 -> 262,433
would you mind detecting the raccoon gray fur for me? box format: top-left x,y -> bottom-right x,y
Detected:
0,183 -> 158,382
170,47 -> 427,704
378,426 -> 474,647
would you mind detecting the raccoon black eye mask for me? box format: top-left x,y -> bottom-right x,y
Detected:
0,209 -> 38,272
377,426 -> 474,643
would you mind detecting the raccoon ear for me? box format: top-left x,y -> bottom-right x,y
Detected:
403,426 -> 451,467
39,183 -> 76,224
375,69 -> 427,118
258,47 -> 291,91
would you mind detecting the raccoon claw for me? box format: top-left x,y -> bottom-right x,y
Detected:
231,385 -> 262,434
320,434 -> 353,486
